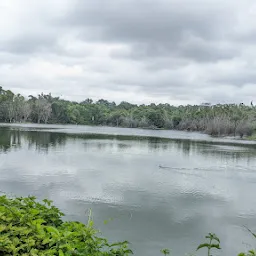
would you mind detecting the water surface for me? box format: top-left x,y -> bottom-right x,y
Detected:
0,124 -> 256,256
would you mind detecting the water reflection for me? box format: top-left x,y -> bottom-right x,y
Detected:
1,126 -> 256,256
0,128 -> 66,153
0,127 -> 255,161
0,127 -> 21,152
25,131 -> 66,152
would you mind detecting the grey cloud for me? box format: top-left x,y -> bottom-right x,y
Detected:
67,0 -> 233,41
0,0 -> 256,105
214,74 -> 256,87
0,35 -> 56,54
178,40 -> 239,63
111,40 -> 238,63
62,0 -> 240,62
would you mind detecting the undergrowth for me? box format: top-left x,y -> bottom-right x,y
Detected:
0,195 -> 256,255
0,195 -> 132,256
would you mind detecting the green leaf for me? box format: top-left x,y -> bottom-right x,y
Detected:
0,224 -> 7,232
248,250 -> 256,256
197,243 -> 210,251
42,238 -> 50,245
212,234 -> 220,243
58,249 -> 64,256
46,226 -> 60,235
161,248 -> 170,255
210,243 -> 221,250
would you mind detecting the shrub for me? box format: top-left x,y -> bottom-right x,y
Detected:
205,116 -> 233,136
2,195 -> 256,256
0,195 -> 132,256
236,121 -> 254,138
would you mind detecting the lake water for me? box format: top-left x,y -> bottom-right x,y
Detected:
1,124 -> 256,256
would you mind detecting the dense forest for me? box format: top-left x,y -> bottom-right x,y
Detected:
0,86 -> 255,138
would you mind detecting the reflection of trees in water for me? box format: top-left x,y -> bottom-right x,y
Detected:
83,140 -> 133,152
172,140 -> 256,160
188,141 -> 256,160
0,127 -> 255,160
79,134 -> 256,161
145,137 -> 256,160
0,128 -> 21,152
24,131 -> 66,152
0,128 -> 67,153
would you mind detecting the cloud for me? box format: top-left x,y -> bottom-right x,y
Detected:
0,0 -> 256,105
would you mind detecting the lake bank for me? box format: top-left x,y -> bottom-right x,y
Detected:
1,123 -> 256,146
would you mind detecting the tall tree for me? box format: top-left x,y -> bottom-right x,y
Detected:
34,94 -> 52,124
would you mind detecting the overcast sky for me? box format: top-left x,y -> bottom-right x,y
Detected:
0,0 -> 256,105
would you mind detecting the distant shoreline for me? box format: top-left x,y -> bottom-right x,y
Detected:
1,123 -> 256,145
0,86 -> 255,140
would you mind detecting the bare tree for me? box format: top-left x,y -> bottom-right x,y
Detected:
21,102 -> 32,122
13,94 -> 26,122
2,101 -> 15,122
34,98 -> 52,123
41,103 -> 52,123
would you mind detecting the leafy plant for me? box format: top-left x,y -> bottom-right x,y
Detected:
238,250 -> 256,256
197,233 -> 221,256
0,195 -> 133,256
160,248 -> 170,255
3,194 -> 256,256
238,227 -> 256,256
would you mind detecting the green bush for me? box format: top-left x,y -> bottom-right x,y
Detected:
1,195 -> 256,256
0,195 -> 133,256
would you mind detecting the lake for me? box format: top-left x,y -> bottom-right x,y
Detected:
1,124 -> 256,255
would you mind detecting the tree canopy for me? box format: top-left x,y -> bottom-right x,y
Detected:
0,87 -> 255,137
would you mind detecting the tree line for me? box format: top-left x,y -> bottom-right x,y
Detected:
0,86 -> 255,137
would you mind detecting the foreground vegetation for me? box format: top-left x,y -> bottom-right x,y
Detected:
1,195 -> 256,256
0,86 -> 256,138
0,195 -> 132,256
